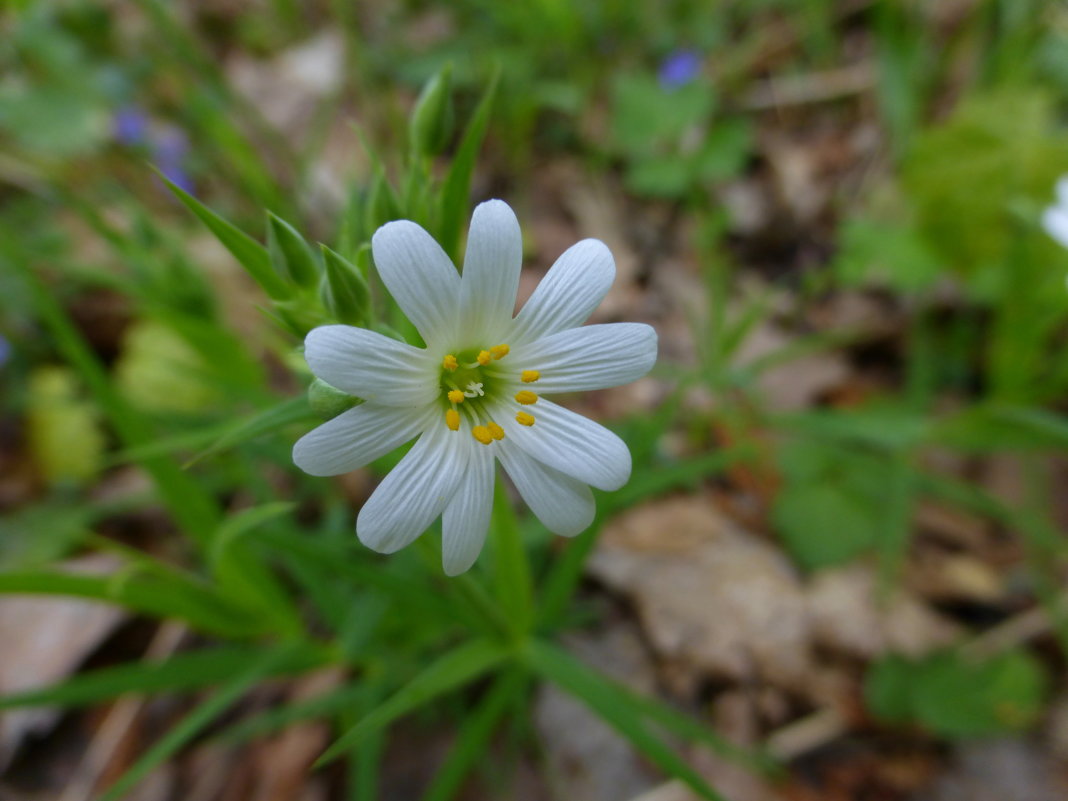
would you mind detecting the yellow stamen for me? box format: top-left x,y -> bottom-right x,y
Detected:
471,425 -> 493,445
442,354 -> 459,371
490,344 -> 510,360
476,350 -> 492,366
516,411 -> 535,427
445,409 -> 460,431
487,421 -> 505,440
521,370 -> 540,383
514,390 -> 538,405
447,389 -> 465,404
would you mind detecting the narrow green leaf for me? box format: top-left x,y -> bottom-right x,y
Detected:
267,211 -> 320,288
316,638 -> 509,765
0,570 -> 265,638
0,644 -> 329,709
420,669 -> 526,801
215,682 -> 368,745
99,642 -> 303,801
437,70 -> 499,262
159,173 -> 289,300
490,481 -> 533,637
524,640 -> 728,801
186,395 -> 313,466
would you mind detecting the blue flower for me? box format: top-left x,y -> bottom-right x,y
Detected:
658,50 -> 701,89
113,107 -> 149,146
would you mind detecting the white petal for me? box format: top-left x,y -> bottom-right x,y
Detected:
497,441 -> 594,536
356,423 -> 467,554
510,323 -> 657,394
458,200 -> 523,343
293,403 -> 431,477
441,438 -> 495,575
499,399 -> 631,491
507,239 -> 615,345
372,220 -> 460,345
1056,175 -> 1068,208
305,326 -> 438,406
1043,207 -> 1068,250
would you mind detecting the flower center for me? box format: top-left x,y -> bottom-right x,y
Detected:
439,343 -> 541,444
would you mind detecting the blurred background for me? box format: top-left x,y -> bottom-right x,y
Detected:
3,1 -> 1068,799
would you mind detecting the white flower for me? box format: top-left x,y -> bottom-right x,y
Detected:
293,200 -> 657,575
1042,175 -> 1068,250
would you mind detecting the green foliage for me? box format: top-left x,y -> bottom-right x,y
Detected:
608,71 -> 750,198
902,89 -> 1068,284
866,649 -> 1049,737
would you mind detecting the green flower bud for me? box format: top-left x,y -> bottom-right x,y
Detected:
308,378 -> 360,420
320,244 -> 371,325
408,63 -> 454,157
267,212 -> 320,288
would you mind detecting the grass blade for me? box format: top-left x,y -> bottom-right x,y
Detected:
316,638 -> 509,766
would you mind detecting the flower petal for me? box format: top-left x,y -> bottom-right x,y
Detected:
498,441 -> 594,536
357,424 -> 467,554
458,200 -> 523,343
498,399 -> 630,491
371,220 -> 460,345
1043,206 -> 1068,249
507,239 -> 615,345
1056,176 -> 1068,208
510,323 -> 657,394
293,403 -> 431,477
441,437 -> 495,575
304,325 -> 438,406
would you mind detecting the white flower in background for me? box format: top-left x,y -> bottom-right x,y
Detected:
1042,175 -> 1068,250
293,200 -> 657,575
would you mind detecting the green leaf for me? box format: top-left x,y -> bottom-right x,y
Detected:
210,503 -> 301,634
773,482 -> 880,571
99,642 -> 305,801
437,70 -> 499,262
420,670 -> 526,801
0,644 -> 329,709
610,72 -> 714,155
185,395 -> 314,467
490,482 -> 533,637
316,638 -> 508,766
865,649 -> 1048,737
160,174 -> 289,300
267,211 -> 320,288
0,568 -> 267,638
524,640 -> 727,801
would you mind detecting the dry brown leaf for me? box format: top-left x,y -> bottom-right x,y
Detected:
806,564 -> 961,660
588,495 -> 813,691
0,554 -> 127,771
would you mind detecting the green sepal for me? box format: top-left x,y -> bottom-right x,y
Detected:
308,378 -> 361,420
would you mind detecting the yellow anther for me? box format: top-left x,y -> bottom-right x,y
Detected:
447,389 -> 465,404
445,409 -> 460,431
490,344 -> 510,360
442,354 -> 459,371
514,390 -> 538,405
476,350 -> 492,366
471,425 -> 493,445
487,421 -> 505,440
521,370 -> 540,383
516,411 -> 535,427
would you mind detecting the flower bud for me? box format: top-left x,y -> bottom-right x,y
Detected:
267,212 -> 320,288
320,244 -> 370,325
408,63 -> 454,157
